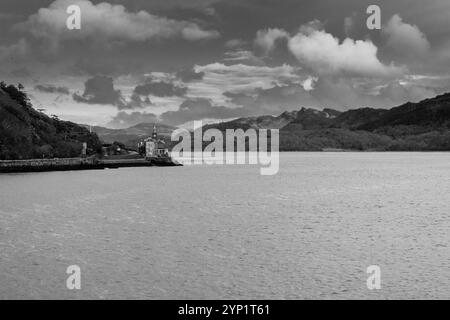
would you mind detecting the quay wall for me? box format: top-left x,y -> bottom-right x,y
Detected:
0,158 -> 88,168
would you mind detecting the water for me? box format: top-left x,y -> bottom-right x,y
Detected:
0,153 -> 449,299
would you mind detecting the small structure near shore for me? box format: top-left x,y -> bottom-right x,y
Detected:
138,125 -> 169,159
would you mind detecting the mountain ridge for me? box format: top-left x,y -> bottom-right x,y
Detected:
92,92 -> 450,151
202,92 -> 450,151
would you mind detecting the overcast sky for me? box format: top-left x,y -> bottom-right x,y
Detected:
1,0 -> 450,128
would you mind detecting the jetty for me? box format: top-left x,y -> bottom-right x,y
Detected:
0,156 -> 181,173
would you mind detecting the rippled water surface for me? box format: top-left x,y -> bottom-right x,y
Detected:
1,153 -> 449,299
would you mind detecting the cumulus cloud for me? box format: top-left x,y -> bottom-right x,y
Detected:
73,75 -> 124,106
383,14 -> 431,59
35,84 -> 70,95
160,98 -> 248,126
15,0 -> 220,47
134,81 -> 187,97
287,24 -> 404,77
107,111 -> 159,129
254,28 -> 289,55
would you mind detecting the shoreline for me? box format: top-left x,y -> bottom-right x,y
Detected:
0,156 -> 181,173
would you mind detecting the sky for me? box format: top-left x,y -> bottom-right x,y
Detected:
1,0 -> 450,128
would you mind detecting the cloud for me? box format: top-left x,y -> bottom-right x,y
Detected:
133,81 -> 187,97
196,63 -> 299,85
15,0 -> 220,47
73,75 -> 124,106
310,77 -> 383,109
223,50 -> 265,65
251,22 -> 404,78
107,111 -> 159,129
225,38 -> 247,49
287,24 -> 404,78
35,84 -> 70,95
223,76 -> 438,113
72,76 -> 157,109
189,62 -> 302,106
306,76 -> 438,110
224,83 -> 318,115
176,68 -> 205,82
160,98 -> 248,126
254,28 -> 289,55
123,93 -> 153,109
383,14 -> 431,59
253,84 -> 318,111
379,81 -> 436,104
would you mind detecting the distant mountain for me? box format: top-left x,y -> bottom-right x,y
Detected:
90,123 -> 176,148
286,108 -> 339,130
330,108 -> 388,130
0,82 -> 102,160
205,92 -> 450,151
203,110 -> 300,131
357,93 -> 450,131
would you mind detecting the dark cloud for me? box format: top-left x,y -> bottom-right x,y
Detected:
176,68 -> 205,82
224,83 -> 318,114
160,98 -> 248,126
107,111 -> 159,129
35,84 -> 70,95
73,76 -> 156,110
73,75 -> 124,106
122,93 -> 153,109
134,81 -> 187,97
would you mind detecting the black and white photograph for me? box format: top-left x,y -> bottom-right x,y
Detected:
1,0 -> 449,306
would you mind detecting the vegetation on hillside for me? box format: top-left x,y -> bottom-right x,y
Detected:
0,82 -> 102,160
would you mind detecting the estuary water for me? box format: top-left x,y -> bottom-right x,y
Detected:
0,153 -> 449,299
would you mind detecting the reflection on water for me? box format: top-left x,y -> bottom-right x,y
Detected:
0,153 -> 449,299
